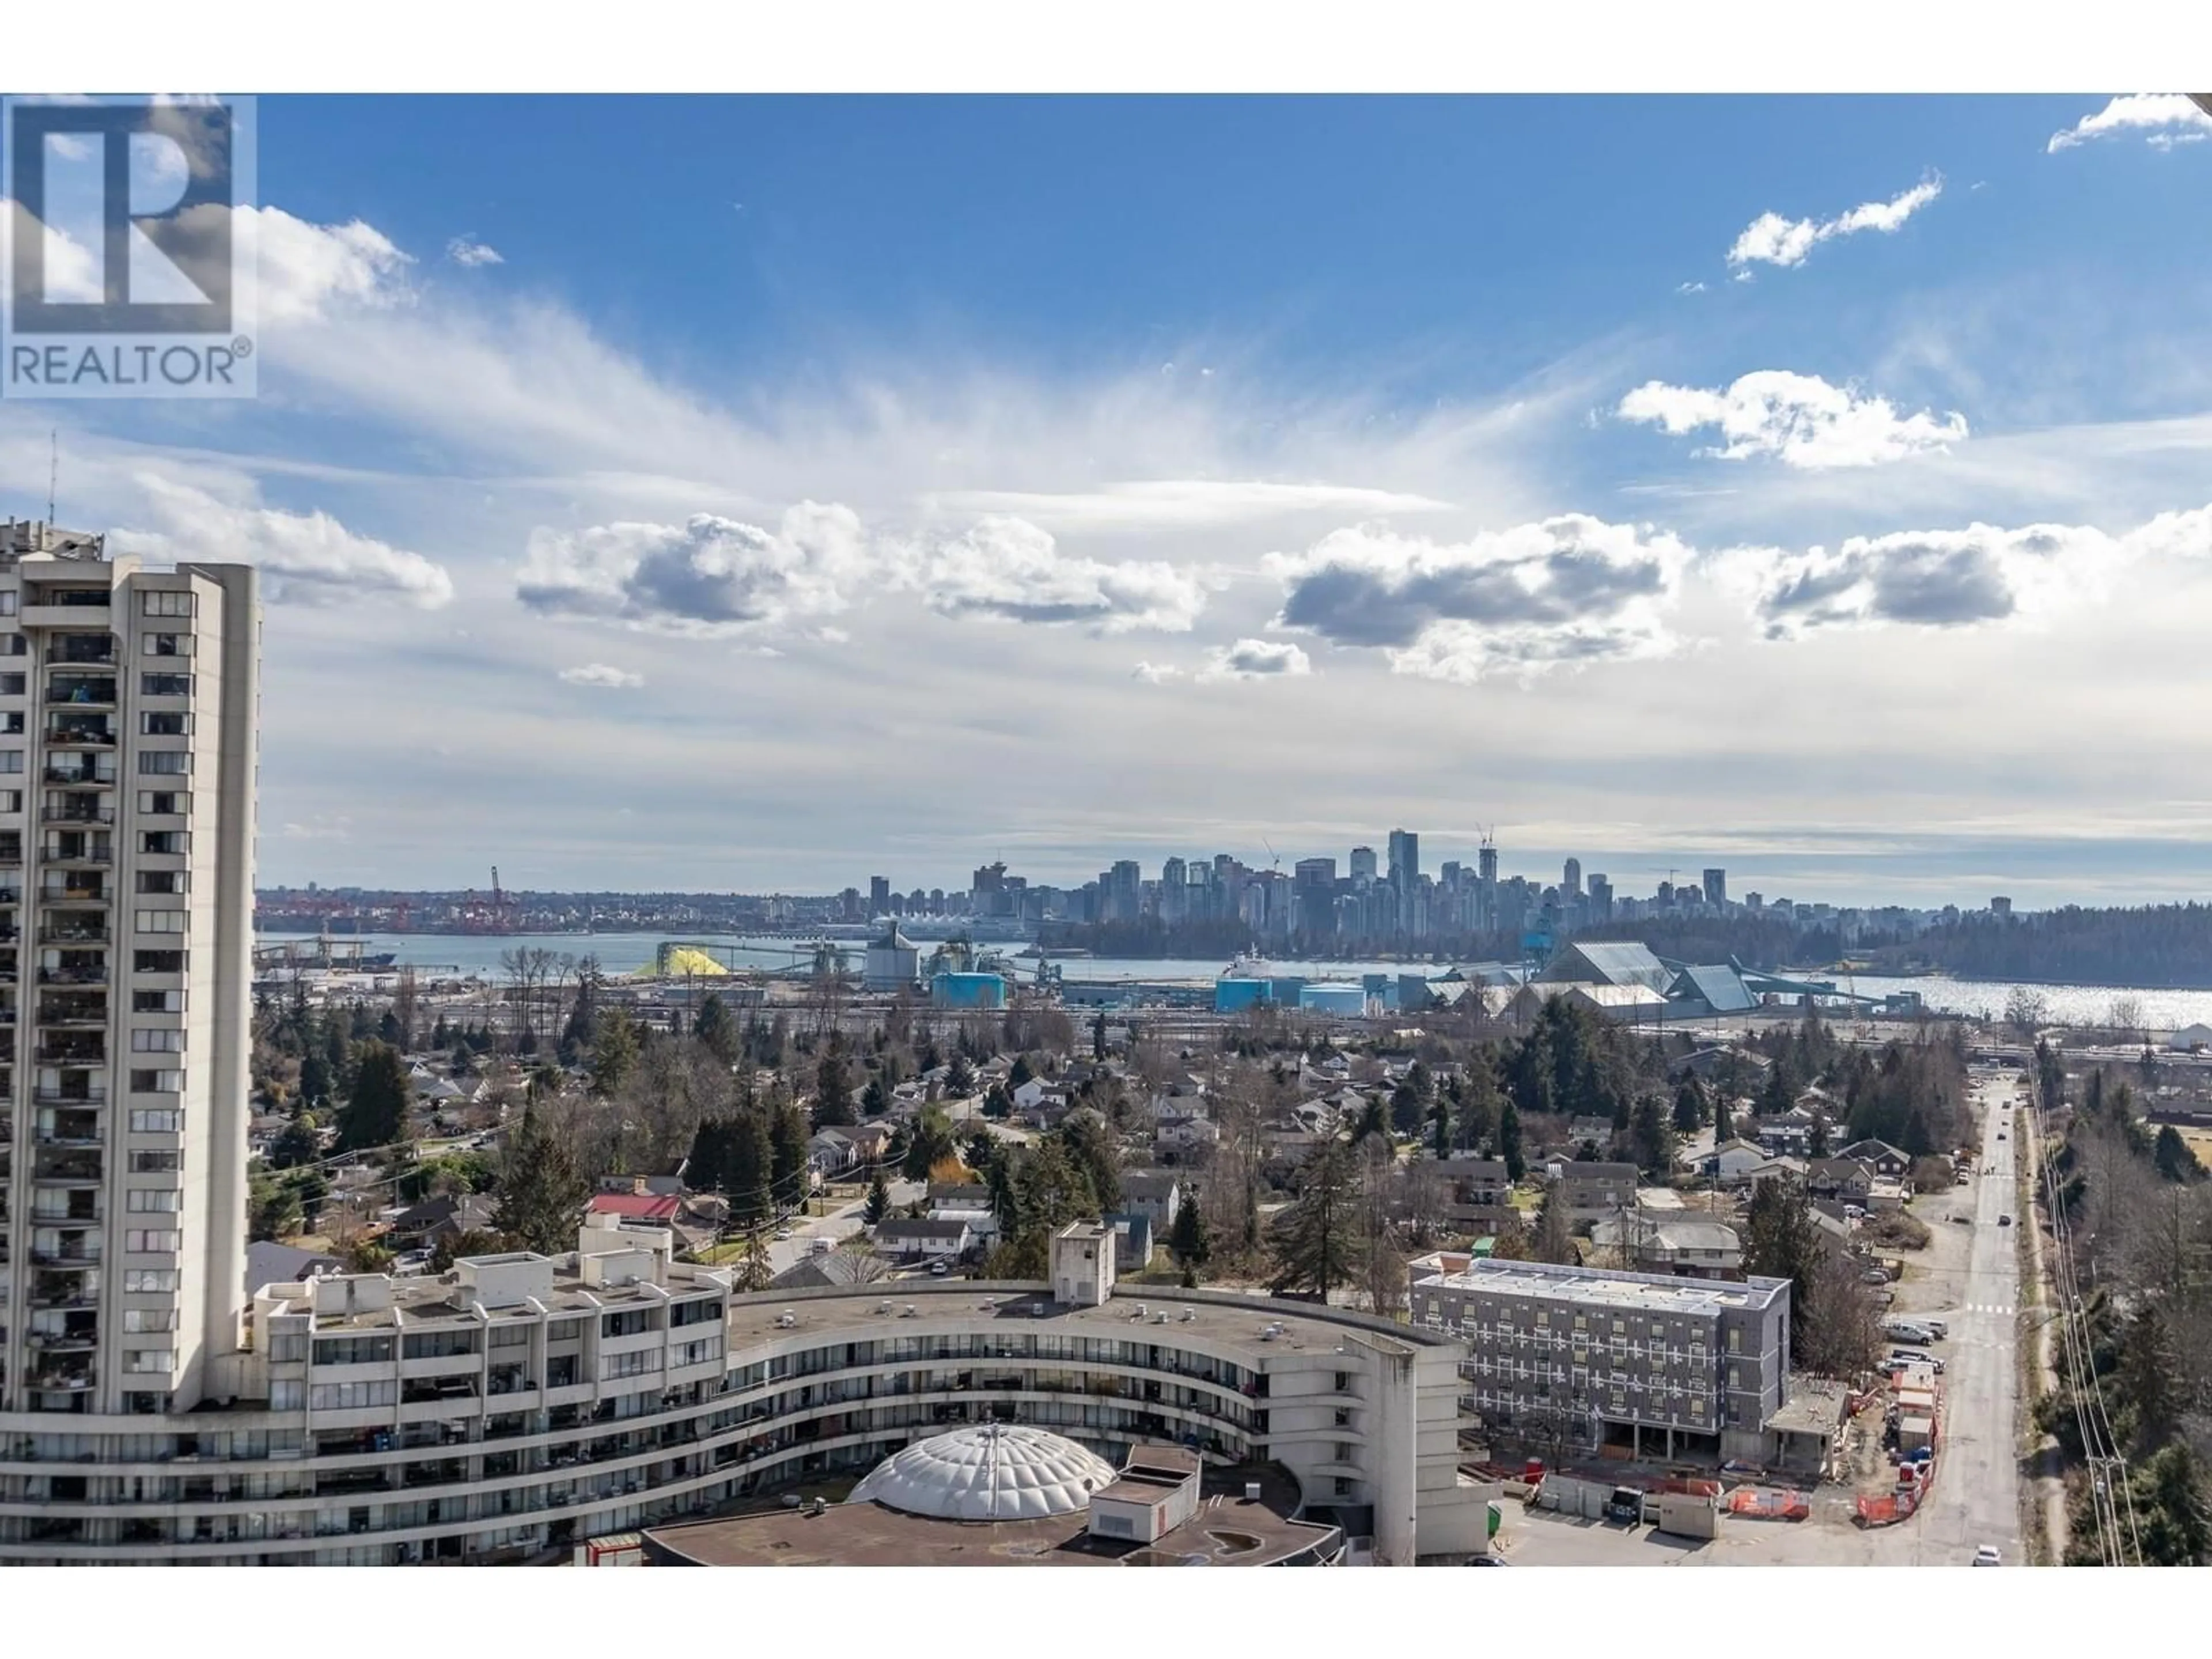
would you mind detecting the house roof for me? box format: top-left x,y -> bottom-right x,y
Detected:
588,1191 -> 683,1222
1839,1138 -> 1906,1163
1120,1172 -> 1181,1200
877,1217 -> 974,1241
768,1253 -> 882,1290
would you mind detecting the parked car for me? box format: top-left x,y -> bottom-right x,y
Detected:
1467,1553 -> 1510,1566
1923,1321 -> 1948,1340
929,1260 -> 950,1276
1890,1349 -> 1938,1370
1972,1545 -> 2002,1566
1607,1486 -> 1643,1525
1999,1214 -> 2013,1227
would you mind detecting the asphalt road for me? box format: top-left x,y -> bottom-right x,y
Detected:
763,1180 -> 923,1277
1889,1065 -> 2024,1564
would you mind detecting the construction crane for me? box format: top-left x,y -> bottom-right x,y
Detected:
1262,836 -> 1281,873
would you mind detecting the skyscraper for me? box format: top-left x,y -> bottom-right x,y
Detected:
1387,829 -> 1419,888
1562,857 -> 1581,897
1702,868 -> 1727,908
869,875 -> 891,916
2,521 -> 259,1418
1349,845 -> 1377,885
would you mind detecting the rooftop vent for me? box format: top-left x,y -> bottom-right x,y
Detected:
1244,1480 -> 1263,1502
775,1310 -> 796,1329
901,1304 -> 918,1319
1152,1312 -> 1171,1325
1180,1309 -> 1196,1323
876,1301 -> 894,1316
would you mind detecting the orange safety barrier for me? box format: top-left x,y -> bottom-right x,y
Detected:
1726,1487 -> 1810,1521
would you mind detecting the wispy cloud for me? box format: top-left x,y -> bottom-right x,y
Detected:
2047,94 -> 2212,153
559,663 -> 644,688
1726,174 -> 1943,271
1130,661 -> 1183,684
1617,372 -> 1968,469
446,235 -> 505,267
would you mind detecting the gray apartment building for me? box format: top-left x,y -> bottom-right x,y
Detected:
1410,1257 -> 1791,1465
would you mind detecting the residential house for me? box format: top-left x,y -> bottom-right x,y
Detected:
1118,1171 -> 1183,1234
807,1128 -> 858,1180
1838,1139 -> 1911,1180
874,1216 -> 974,1262
1805,1158 -> 1873,1205
768,1252 -> 886,1291
595,1164 -> 687,1200
1431,1157 -> 1515,1233
1703,1138 -> 1771,1186
1101,1212 -> 1154,1274
387,1192 -> 500,1252
1550,1160 -> 1641,1226
927,1182 -> 1000,1243
844,1123 -> 895,1166
1562,1116 -> 1616,1151
586,1188 -> 685,1226
1590,1211 -> 1744,1279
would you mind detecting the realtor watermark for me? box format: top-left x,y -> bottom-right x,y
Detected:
2,94 -> 257,399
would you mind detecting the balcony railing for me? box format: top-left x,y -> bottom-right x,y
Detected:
39,886 -> 111,906
49,641 -> 116,666
40,847 -> 112,866
35,1046 -> 107,1066
43,725 -> 115,748
46,679 -> 117,707
31,1245 -> 102,1266
36,965 -> 108,986
39,926 -> 110,945
33,1087 -> 107,1106
41,805 -> 116,823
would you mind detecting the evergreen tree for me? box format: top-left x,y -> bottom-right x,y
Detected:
1455,1054 -> 1503,1152
768,1098 -> 810,1213
1741,1175 -> 1820,1365
336,1041 -> 411,1152
1673,1078 -> 1706,1134
1268,1138 -> 1361,1299
1431,1094 -> 1452,1160
268,1112 -> 322,1171
430,1014 -> 450,1050
1807,1111 -> 1831,1160
1170,1197 -> 1213,1275
1631,1095 -> 1675,1180
813,1046 -> 856,1127
590,1006 -> 638,1097
1009,1052 -> 1035,1088
864,1169 -> 891,1225
947,1054 -> 976,1095
1900,1105 -> 1933,1158
1498,1098 -> 1526,1181
2138,1443 -> 2210,1566
730,1108 -> 775,1222
1713,1092 -> 1734,1146
298,1045 -> 335,1111
902,1106 -> 958,1181
692,993 -> 736,1063
495,1105 -> 589,1255
861,1076 -> 890,1117
2153,1124 -> 2206,1184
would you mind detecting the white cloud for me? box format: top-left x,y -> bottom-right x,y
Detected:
899,516 -> 1211,632
516,504 -> 870,639
559,662 -> 644,688
1617,372 -> 1968,468
1740,501 -> 2212,638
281,815 -> 353,841
2048,94 -> 2212,153
247,205 -> 412,325
1267,514 -> 1689,681
1676,281 -> 1706,295
1198,638 -> 1310,681
108,475 -> 454,609
1726,175 -> 1942,270
446,236 -> 504,267
1130,661 -> 1183,684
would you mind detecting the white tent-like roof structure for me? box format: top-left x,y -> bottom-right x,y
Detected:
849,1424 -> 1118,1521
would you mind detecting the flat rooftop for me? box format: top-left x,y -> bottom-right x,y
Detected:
1416,1259 -> 1786,1315
259,1256 -> 731,1332
645,1463 -> 1332,1567
722,1282 -> 1456,1355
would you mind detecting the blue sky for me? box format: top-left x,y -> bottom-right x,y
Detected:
10,93 -> 2212,904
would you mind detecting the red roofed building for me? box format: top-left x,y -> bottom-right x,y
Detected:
588,1191 -> 683,1223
